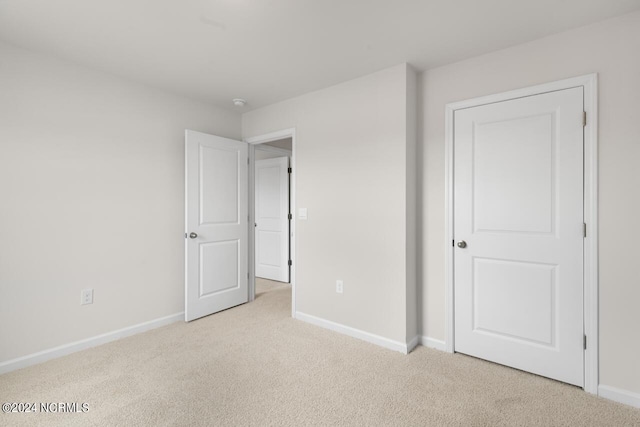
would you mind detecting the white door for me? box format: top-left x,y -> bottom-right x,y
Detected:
255,157 -> 290,282
185,130 -> 248,322
453,87 -> 584,386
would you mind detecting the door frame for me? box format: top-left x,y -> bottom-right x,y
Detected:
444,74 -> 598,394
245,128 -> 297,318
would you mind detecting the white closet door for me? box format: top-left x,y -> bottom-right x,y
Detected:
454,87 -> 584,386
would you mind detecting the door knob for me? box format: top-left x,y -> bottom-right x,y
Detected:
457,240 -> 467,248
189,232 -> 198,239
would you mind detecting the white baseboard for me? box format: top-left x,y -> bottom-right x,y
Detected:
419,336 -> 447,352
0,312 -> 184,375
598,385 -> 640,409
295,311 -> 413,354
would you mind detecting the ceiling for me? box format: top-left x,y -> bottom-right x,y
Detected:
1,0 -> 639,111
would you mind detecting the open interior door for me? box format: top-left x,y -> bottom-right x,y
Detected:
255,157 -> 290,282
185,130 -> 248,322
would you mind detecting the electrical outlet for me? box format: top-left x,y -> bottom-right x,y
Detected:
81,289 -> 93,305
336,280 -> 343,294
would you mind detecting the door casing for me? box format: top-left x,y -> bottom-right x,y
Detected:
245,129 -> 297,318
444,74 -> 598,394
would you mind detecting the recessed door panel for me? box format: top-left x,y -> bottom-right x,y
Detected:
474,114 -> 555,235
200,240 -> 239,296
473,258 -> 556,347
258,166 -> 281,219
200,146 -> 239,225
258,231 -> 282,267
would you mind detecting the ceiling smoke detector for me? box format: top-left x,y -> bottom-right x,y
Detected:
232,98 -> 247,107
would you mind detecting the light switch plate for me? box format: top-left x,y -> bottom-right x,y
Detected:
299,208 -> 307,220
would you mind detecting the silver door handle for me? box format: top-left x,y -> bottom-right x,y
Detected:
189,232 -> 198,239
457,240 -> 467,248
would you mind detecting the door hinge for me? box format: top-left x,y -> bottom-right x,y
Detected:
288,260 -> 292,266
288,213 -> 292,220
583,223 -> 587,238
584,334 -> 587,350
288,167 -> 292,174
583,111 -> 587,127
247,157 -> 250,165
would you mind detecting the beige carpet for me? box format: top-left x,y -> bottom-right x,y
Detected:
1,279 -> 639,427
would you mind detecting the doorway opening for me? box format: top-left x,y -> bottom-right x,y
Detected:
246,129 -> 297,318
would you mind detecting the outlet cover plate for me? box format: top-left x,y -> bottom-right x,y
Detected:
81,289 -> 93,305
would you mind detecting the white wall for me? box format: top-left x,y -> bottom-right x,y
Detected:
418,10 -> 640,395
243,64 -> 417,346
0,41 -> 241,364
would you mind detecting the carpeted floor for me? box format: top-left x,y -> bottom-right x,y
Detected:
1,278 -> 639,426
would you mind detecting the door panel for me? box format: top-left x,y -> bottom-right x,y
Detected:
454,87 -> 584,386
473,114 -> 554,234
200,240 -> 239,296
255,157 -> 289,282
185,130 -> 248,322
200,146 -> 239,224
473,258 -> 556,346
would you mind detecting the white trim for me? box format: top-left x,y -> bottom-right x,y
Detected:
420,336 -> 447,352
0,312 -> 183,375
445,74 -> 596,111
248,143 -> 256,302
444,103 -> 455,354
598,385 -> 640,409
582,76 -> 599,395
295,312 -> 414,354
245,128 -> 297,318
184,132 -> 189,319
444,74 -> 599,393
